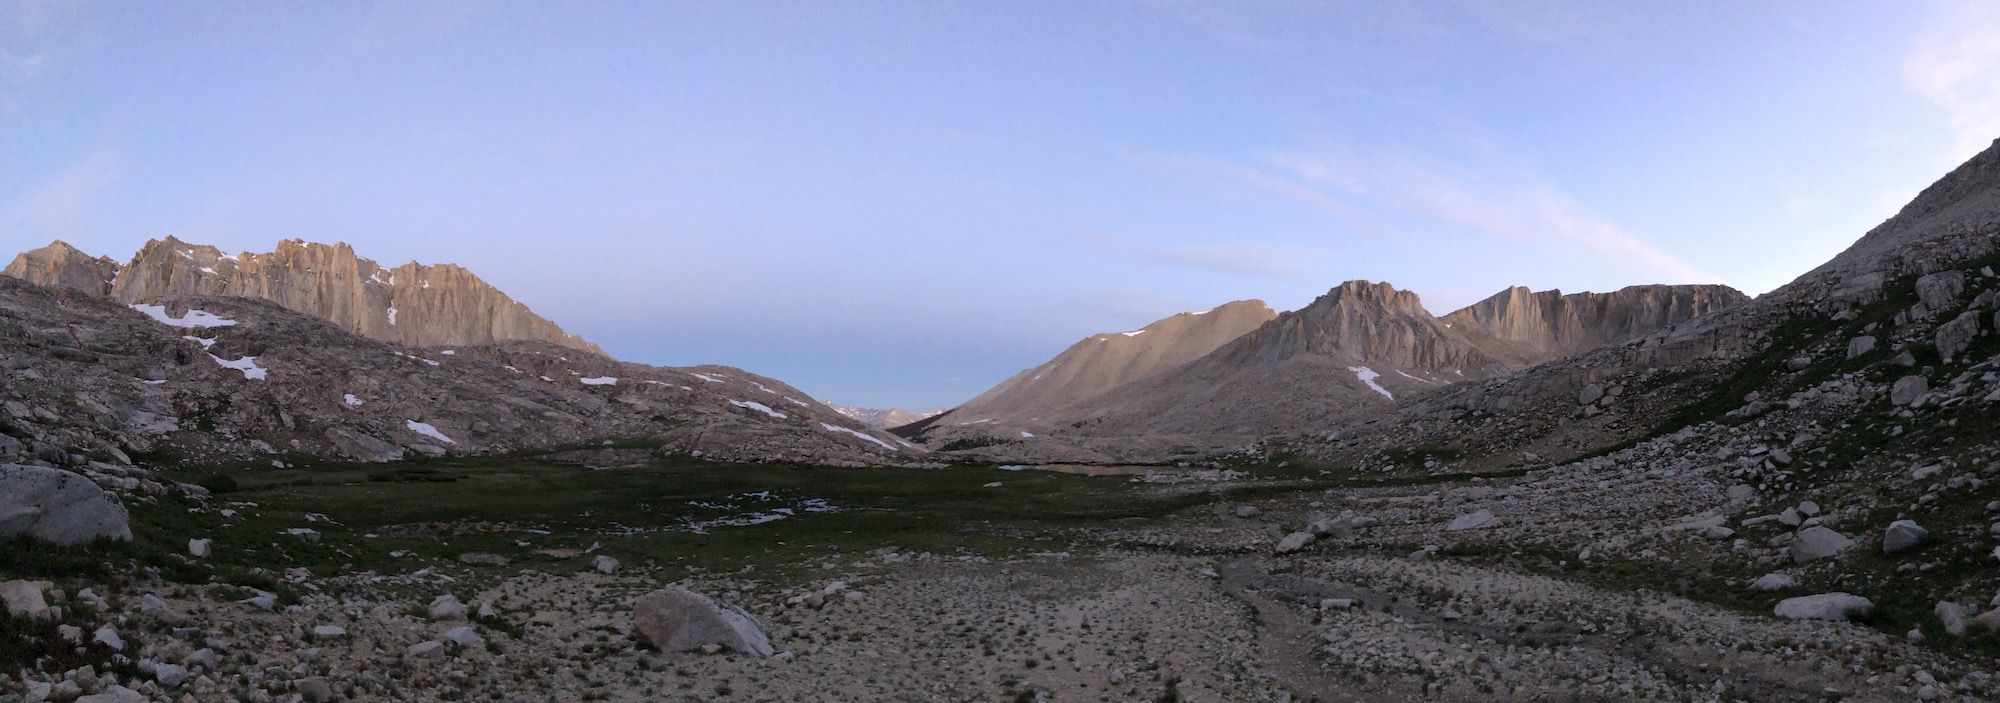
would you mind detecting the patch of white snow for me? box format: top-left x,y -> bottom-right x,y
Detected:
1347,366 -> 1392,399
818,422 -> 899,452
130,304 -> 238,328
405,420 -> 455,445
209,354 -> 268,380
728,400 -> 787,419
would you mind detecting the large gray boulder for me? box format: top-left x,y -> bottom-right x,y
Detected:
1890,376 -> 1929,406
1846,335 -> 1876,359
1916,270 -> 1966,311
1882,520 -> 1930,554
1935,311 -> 1983,363
1774,592 -> 1873,621
0,464 -> 132,544
1789,526 -> 1854,563
631,588 -> 774,657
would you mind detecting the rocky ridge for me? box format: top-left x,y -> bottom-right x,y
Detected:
6,236 -> 604,355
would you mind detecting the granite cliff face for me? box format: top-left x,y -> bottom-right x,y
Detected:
6,237 -> 603,355
1442,284 -> 1748,364
2,240 -> 121,296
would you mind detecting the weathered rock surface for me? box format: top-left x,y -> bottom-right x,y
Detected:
7,237 -> 603,354
631,588 -> 775,657
0,464 -> 132,544
1774,593 -> 1873,621
1789,526 -> 1854,563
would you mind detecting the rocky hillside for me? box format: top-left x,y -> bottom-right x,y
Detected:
5,236 -> 604,355
922,300 -> 1274,428
0,276 -> 917,469
913,280 -> 1740,452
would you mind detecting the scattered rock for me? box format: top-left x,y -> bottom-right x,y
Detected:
1446,510 -> 1496,531
1274,531 -> 1315,554
592,554 -> 621,574
1890,376 -> 1929,406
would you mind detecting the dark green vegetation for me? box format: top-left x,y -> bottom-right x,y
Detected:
1,457 -> 1321,596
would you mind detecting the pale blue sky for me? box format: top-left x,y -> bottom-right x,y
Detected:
4,1 -> 1998,408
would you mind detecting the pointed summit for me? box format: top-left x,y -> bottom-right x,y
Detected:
3,241 -> 122,296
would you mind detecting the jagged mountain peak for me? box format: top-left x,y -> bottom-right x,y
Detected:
5,236 -> 605,356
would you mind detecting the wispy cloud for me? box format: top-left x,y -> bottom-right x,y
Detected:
4,147 -> 121,239
1141,241 -> 1305,278
1228,146 -> 1720,285
1903,0 -> 2000,158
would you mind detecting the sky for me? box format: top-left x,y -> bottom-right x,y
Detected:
4,1 -> 1999,409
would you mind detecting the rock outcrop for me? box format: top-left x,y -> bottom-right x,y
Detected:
0,464 -> 132,544
2,240 -> 120,296
6,237 -> 604,355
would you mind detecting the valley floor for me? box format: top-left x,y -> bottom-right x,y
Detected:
6,445 -> 1998,702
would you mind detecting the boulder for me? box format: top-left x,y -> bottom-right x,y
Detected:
0,579 -> 50,619
153,663 -> 188,688
1882,520 -> 1930,555
444,626 -> 483,648
297,677 -> 333,703
1890,376 -> 1929,406
1937,601 -> 1968,637
457,552 -> 508,566
406,640 -> 446,658
1789,526 -> 1854,563
1846,335 -> 1876,359
1233,505 -> 1260,519
428,594 -> 468,620
1774,593 -> 1873,621
1916,270 -> 1966,310
1577,383 -> 1605,406
0,464 -> 132,544
1446,510 -> 1496,531
631,587 -> 775,657
1935,310 -> 1983,363
592,554 -> 621,574
1274,531 -> 1315,554
1748,572 -> 1795,591
187,538 -> 211,559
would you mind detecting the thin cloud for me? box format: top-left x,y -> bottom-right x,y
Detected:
1230,146 -> 1722,285
1903,0 -> 2000,158
4,147 -> 121,239
1142,241 -> 1305,279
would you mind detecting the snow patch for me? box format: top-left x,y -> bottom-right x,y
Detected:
181,335 -> 217,349
386,307 -> 398,326
1119,329 -> 1146,337
343,394 -> 365,407
1395,370 -> 1440,385
580,376 -> 619,386
1020,431 -> 1035,438
1347,366 -> 1392,399
405,420 -> 455,445
729,400 -> 787,419
440,349 -> 456,356
130,304 -> 238,328
689,372 -> 727,384
818,423 -> 898,452
209,354 -> 268,380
